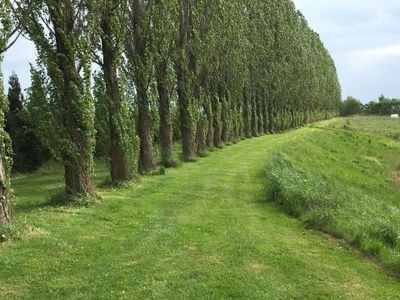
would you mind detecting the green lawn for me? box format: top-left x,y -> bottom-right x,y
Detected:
1,124 -> 399,299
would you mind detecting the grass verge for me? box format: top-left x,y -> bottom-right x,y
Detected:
266,118 -> 400,274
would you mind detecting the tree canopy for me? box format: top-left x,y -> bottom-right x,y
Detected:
1,0 -> 342,220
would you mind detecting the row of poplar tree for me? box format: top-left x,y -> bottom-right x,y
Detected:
0,0 -> 341,225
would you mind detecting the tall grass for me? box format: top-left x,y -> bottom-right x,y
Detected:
265,124 -> 400,274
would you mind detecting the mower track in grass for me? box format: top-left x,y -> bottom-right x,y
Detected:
1,128 -> 399,299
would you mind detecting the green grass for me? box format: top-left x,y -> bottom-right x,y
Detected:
266,117 -> 400,274
1,123 -> 399,298
320,115 -> 400,140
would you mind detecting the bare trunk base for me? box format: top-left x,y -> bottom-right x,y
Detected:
157,62 -> 174,168
110,138 -> 134,182
0,198 -> 11,225
138,92 -> 156,174
64,164 -> 92,196
196,117 -> 206,155
0,155 -> 11,224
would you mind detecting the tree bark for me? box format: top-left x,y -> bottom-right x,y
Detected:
262,95 -> 269,134
251,97 -> 258,136
137,84 -> 156,173
101,8 -> 135,182
128,0 -> 156,173
156,60 -> 174,168
195,115 -> 206,155
243,89 -> 251,138
256,95 -> 264,135
52,3 -> 94,196
221,97 -> 229,143
0,155 -> 11,225
64,163 -> 92,196
175,0 -> 196,160
205,105 -> 214,148
176,63 -> 196,160
212,96 -> 221,147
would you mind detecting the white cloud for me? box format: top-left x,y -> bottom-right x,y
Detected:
361,43 -> 400,57
2,37 -> 36,93
293,0 -> 400,102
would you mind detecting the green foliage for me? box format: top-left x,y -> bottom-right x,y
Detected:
0,1 -> 14,224
20,0 -> 96,195
93,72 -> 110,158
364,95 -> 400,115
0,1 -> 13,54
7,72 -> 23,113
340,96 -> 364,116
5,72 -> 50,172
0,61 -> 12,183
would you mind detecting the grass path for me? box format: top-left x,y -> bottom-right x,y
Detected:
1,128 -> 399,299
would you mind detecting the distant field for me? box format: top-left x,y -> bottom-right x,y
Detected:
267,116 -> 400,274
320,116 -> 400,140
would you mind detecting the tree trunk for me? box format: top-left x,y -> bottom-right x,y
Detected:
195,115 -> 206,155
212,96 -> 221,147
268,102 -> 274,133
64,163 -> 92,196
256,95 -> 264,135
52,3 -> 94,196
128,0 -> 156,173
243,90 -> 251,138
262,96 -> 269,134
0,155 -> 11,225
101,10 -> 135,182
232,111 -> 239,141
203,97 -> 214,148
175,0 -> 196,161
176,62 -> 196,160
251,97 -> 258,136
156,60 -> 174,168
221,97 -> 229,143
137,85 -> 156,173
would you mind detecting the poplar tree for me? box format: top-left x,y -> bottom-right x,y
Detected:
125,0 -> 157,173
0,1 -> 16,224
174,0 -> 196,160
89,0 -> 137,183
18,0 -> 96,197
153,0 -> 178,167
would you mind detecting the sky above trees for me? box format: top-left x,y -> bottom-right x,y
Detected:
2,0 -> 400,103
293,0 -> 400,103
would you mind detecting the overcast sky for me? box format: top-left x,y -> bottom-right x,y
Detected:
2,0 -> 400,103
293,0 -> 400,102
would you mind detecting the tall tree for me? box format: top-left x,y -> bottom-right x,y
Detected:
89,0 -> 137,183
6,73 -> 27,171
19,0 -> 96,196
174,0 -> 196,160
0,1 -> 16,224
153,0 -> 177,167
8,73 -> 51,172
7,72 -> 23,113
0,66 -> 12,224
126,0 -> 156,173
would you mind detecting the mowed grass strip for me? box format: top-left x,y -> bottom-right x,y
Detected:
0,129 -> 399,299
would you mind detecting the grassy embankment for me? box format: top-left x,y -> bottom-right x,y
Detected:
0,116 -> 399,298
266,116 -> 400,274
